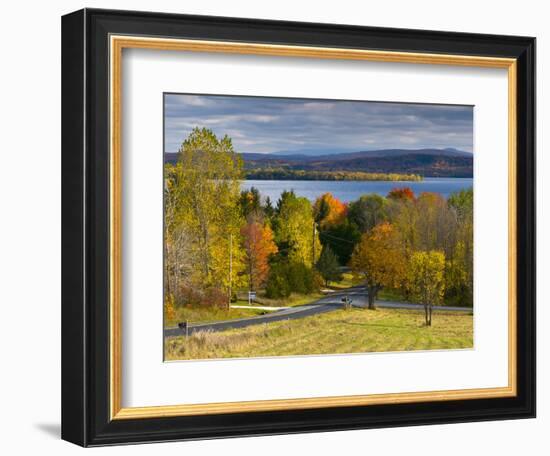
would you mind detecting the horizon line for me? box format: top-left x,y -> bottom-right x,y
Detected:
163,147 -> 474,155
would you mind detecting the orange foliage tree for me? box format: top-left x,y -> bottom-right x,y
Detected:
387,187 -> 415,201
241,220 -> 278,290
313,192 -> 347,228
350,222 -> 406,309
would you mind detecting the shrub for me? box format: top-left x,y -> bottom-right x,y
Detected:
203,288 -> 229,308
264,260 -> 318,298
288,261 -> 315,294
164,294 -> 176,321
265,267 -> 291,299
316,246 -> 343,286
177,285 -> 228,308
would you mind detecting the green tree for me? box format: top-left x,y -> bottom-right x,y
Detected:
273,192 -> 321,266
264,260 -> 318,298
448,188 -> 474,218
239,187 -> 262,218
313,194 -> 330,223
265,266 -> 291,299
275,189 -> 296,214
348,194 -> 388,233
316,246 -> 342,287
263,196 -> 275,219
319,219 -> 361,265
408,250 -> 446,326
287,261 -> 317,294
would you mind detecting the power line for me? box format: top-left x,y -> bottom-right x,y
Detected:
318,231 -> 357,244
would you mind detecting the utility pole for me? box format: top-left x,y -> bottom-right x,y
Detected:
312,221 -> 317,265
228,233 -> 233,309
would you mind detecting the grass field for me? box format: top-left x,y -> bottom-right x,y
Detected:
241,292 -> 324,308
165,292 -> 324,327
164,308 -> 473,360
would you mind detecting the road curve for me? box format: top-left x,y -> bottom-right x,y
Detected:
164,287 -> 472,338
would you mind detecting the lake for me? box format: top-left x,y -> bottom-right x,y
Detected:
240,178 -> 473,203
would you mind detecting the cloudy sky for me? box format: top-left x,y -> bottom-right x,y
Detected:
164,94 -> 473,154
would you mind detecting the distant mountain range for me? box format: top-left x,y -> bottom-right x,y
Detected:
245,146 -> 471,158
165,148 -> 473,178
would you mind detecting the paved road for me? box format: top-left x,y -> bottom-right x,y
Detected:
164,287 -> 472,338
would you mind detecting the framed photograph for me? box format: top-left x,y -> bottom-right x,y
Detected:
61,8 -> 535,446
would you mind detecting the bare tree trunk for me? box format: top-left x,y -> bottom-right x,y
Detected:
164,240 -> 172,298
367,287 -> 377,310
424,304 -> 430,326
428,305 -> 433,326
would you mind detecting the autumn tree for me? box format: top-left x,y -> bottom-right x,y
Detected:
415,192 -> 456,254
313,193 -> 347,228
407,250 -> 446,326
164,164 -> 194,299
316,246 -> 342,287
446,188 -> 474,306
167,128 -> 246,306
350,222 -> 406,309
386,193 -> 418,255
314,194 -> 358,265
387,187 -> 415,202
241,219 -> 278,291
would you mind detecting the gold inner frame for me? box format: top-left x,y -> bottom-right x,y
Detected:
109,35 -> 517,420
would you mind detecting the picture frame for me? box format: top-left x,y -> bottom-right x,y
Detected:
61,8 -> 535,447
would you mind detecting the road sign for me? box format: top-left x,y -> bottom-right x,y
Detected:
248,291 -> 256,299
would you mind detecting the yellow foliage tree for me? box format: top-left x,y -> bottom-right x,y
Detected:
166,128 -> 246,306
350,222 -> 406,309
275,193 -> 321,266
407,250 -> 446,326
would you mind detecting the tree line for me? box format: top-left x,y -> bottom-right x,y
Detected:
165,128 -> 473,325
245,168 -> 422,181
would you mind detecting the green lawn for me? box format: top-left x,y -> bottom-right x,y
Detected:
326,272 -> 355,290
245,292 -> 324,308
165,308 -> 473,360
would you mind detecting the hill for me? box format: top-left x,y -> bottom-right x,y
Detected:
165,148 -> 473,178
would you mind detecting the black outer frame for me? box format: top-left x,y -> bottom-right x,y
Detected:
61,8 -> 536,447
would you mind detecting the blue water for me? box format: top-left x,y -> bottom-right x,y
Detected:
240,178 -> 473,203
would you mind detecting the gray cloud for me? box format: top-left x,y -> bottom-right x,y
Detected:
164,94 -> 473,154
